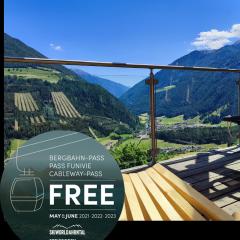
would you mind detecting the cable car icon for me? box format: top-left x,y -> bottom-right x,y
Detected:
10,177 -> 44,212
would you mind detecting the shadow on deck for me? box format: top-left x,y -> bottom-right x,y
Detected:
162,146 -> 240,216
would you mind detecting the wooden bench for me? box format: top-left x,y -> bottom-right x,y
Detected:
120,164 -> 235,221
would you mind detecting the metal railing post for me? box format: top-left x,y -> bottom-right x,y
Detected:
146,69 -> 158,165
237,78 -> 240,116
237,77 -> 240,144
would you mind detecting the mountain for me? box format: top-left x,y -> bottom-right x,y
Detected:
4,33 -> 79,77
4,33 -> 137,145
72,69 -> 129,98
5,33 -> 129,98
120,41 -> 240,122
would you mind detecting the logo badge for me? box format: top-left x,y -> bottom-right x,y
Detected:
1,131 -> 124,240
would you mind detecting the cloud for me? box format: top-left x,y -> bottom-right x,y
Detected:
192,24 -> 240,50
50,43 -> 63,51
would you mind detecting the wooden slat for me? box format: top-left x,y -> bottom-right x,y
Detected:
167,148 -> 240,168
213,190 -> 240,208
153,164 -> 234,220
184,159 -> 240,182
232,211 -> 240,220
177,154 -> 240,178
162,147 -> 238,168
129,173 -> 163,220
119,201 -> 128,221
146,167 -> 205,220
222,202 -> 240,216
165,153 -> 226,172
138,171 -> 183,220
122,174 -> 145,221
194,171 -> 240,192
202,181 -> 240,200
188,162 -> 240,188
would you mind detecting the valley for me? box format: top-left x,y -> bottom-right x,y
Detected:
4,33 -> 138,160
4,33 -> 239,171
98,113 -> 237,169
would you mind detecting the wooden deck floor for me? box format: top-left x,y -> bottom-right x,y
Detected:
162,146 -> 240,216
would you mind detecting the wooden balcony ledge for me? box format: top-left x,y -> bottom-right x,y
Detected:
120,147 -> 240,221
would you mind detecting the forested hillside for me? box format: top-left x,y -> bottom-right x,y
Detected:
4,33 -> 138,157
121,41 -> 240,123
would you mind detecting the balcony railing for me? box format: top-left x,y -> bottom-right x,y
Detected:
4,56 -> 240,166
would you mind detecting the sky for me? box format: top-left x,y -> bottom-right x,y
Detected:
4,0 -> 240,87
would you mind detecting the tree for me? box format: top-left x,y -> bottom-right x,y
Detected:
111,143 -> 149,169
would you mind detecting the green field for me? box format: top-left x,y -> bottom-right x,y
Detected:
6,138 -> 26,158
157,114 -> 201,125
156,114 -> 232,127
4,67 -> 61,83
157,115 -> 185,125
119,138 -> 183,150
140,113 -> 202,126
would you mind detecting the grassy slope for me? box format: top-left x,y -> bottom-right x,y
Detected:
6,139 -> 26,158
5,67 -> 64,83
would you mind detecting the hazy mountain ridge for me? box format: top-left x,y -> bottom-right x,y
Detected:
72,68 -> 129,98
